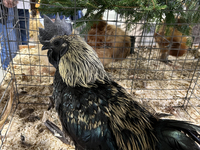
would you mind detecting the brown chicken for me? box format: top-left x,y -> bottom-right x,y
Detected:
154,20 -> 190,63
87,20 -> 131,66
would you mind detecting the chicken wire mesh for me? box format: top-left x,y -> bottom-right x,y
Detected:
0,0 -> 199,149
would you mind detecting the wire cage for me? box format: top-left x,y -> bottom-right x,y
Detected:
0,0 -> 200,149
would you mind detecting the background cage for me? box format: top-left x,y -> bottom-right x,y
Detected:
0,0 -> 200,149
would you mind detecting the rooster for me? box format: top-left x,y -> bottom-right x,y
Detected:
39,15 -> 200,150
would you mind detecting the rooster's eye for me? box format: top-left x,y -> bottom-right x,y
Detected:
54,41 -> 60,46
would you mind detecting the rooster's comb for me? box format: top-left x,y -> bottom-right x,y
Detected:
39,13 -> 72,45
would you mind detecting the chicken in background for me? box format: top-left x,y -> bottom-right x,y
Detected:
87,20 -> 131,66
154,20 -> 191,63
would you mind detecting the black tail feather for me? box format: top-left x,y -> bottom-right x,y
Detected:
155,119 -> 200,150
182,129 -> 200,145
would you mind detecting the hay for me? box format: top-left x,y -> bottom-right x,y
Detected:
0,45 -> 199,149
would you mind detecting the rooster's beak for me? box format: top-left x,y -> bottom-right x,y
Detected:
42,45 -> 49,50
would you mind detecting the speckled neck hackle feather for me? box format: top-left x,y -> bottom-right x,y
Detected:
58,35 -> 109,88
